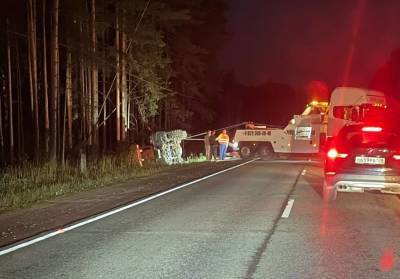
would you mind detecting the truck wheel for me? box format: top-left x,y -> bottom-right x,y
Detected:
323,180 -> 337,202
259,145 -> 274,160
240,146 -> 252,158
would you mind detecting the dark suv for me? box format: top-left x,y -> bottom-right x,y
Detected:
323,123 -> 400,202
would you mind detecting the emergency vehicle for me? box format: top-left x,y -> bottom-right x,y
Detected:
233,87 -> 387,159
233,100 -> 328,158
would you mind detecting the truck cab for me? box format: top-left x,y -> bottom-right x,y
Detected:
327,87 -> 387,138
283,100 -> 328,154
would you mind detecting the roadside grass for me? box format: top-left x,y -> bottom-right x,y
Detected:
185,154 -> 206,163
0,154 -> 207,212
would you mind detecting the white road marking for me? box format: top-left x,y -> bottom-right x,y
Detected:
281,199 -> 295,218
0,159 -> 258,256
255,160 -> 321,164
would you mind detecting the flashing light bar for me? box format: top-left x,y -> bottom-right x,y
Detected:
309,100 -> 329,106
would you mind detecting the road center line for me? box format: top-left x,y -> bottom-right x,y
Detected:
245,168 -> 302,279
281,199 -> 295,218
0,159 -> 258,257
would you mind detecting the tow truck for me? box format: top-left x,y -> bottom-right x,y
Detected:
233,100 -> 328,159
233,87 -> 388,159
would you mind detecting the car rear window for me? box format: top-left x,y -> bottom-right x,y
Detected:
337,126 -> 400,149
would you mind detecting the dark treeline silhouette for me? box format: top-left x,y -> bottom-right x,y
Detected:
0,0 -> 227,166
218,73 -> 308,128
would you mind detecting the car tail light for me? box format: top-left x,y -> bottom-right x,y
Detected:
327,148 -> 348,159
393,155 -> 400,160
362,126 -> 382,132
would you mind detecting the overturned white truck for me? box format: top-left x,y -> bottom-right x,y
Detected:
151,130 -> 187,165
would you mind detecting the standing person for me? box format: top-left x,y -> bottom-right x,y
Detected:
216,129 -> 229,160
204,130 -> 211,160
209,130 -> 218,161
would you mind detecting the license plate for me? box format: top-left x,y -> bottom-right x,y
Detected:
355,156 -> 385,165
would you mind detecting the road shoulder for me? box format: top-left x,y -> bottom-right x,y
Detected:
0,160 -> 243,247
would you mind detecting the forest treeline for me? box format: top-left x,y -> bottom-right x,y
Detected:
0,0 -> 227,167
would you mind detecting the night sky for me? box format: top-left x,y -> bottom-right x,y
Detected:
223,0 -> 400,91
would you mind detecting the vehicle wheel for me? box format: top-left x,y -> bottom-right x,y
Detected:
258,145 -> 274,160
323,180 -> 337,202
240,146 -> 252,158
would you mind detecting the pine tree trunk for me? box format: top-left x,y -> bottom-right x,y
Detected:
121,11 -> 127,142
91,0 -> 98,151
66,52 -> 72,150
28,0 -> 40,161
6,19 -> 14,163
79,42 -> 86,145
61,83 -> 66,166
60,79 -> 68,167
102,64 -> 107,154
50,0 -> 59,163
101,28 -> 107,154
27,15 -> 34,115
79,49 -> 87,173
115,9 -> 121,143
87,66 -> 92,146
43,0 -> 50,155
79,19 -> 87,173
127,83 -> 130,137
15,38 -> 24,160
79,71 -> 87,173
127,73 -> 131,134
0,91 -> 5,165
34,0 -> 40,161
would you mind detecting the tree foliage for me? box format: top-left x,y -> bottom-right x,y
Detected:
0,0 -> 227,165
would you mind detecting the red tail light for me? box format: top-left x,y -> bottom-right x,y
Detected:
327,148 -> 348,159
362,126 -> 382,132
393,155 -> 400,160
327,148 -> 338,159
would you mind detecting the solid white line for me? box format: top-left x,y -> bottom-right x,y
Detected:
257,160 -> 321,164
0,159 -> 257,256
281,199 -> 295,218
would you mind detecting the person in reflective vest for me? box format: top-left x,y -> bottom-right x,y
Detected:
216,129 -> 229,160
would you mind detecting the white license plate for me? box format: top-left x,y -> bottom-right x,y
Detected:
355,156 -> 385,165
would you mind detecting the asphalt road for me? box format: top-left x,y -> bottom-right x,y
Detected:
1,160 -> 400,278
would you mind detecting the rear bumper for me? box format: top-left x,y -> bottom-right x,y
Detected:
326,173 -> 400,194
